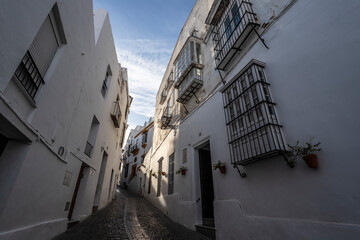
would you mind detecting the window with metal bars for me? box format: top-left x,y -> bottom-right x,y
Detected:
101,67 -> 112,98
222,60 -> 286,165
12,4 -> 65,101
210,0 -> 259,70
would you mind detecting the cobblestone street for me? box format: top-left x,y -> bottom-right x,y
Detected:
53,189 -> 209,240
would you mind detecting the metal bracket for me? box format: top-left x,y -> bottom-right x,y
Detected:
194,93 -> 200,104
217,69 -> 226,85
233,164 -> 247,178
251,24 -> 269,49
282,152 -> 295,168
182,104 -> 188,114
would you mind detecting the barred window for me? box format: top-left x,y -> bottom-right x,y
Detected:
13,4 -> 65,100
211,0 -> 259,70
222,60 -> 286,165
101,66 -> 112,98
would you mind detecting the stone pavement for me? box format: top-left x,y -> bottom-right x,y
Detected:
53,188 -> 209,240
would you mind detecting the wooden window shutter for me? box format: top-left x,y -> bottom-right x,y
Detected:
29,15 -> 59,77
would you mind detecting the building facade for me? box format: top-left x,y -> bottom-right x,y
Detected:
141,0 -> 360,239
0,1 -> 130,239
120,118 -> 154,195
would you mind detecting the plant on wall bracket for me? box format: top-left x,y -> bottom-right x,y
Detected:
287,136 -> 321,168
176,166 -> 188,175
213,161 -> 226,174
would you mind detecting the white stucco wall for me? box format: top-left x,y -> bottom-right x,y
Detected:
0,1 -> 129,239
146,0 -> 360,239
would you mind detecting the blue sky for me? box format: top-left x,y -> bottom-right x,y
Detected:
93,0 -> 196,137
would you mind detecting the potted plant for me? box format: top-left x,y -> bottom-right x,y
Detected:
213,161 -> 226,174
158,170 -> 165,176
287,137 -> 321,168
176,166 -> 188,175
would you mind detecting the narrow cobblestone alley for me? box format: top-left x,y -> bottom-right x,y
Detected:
53,189 -> 209,240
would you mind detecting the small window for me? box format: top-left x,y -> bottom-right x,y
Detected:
101,66 -> 112,98
182,148 -> 187,163
191,29 -> 198,37
85,116 -> 100,158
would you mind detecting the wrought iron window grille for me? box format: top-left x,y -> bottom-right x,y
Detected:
14,51 -> 44,100
160,106 -> 173,129
210,0 -> 268,71
221,61 -> 291,175
167,71 -> 174,90
101,71 -> 109,97
160,88 -> 168,104
84,141 -> 94,157
110,101 -> 121,128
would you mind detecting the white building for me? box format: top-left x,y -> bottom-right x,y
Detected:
120,118 -> 154,194
141,0 -> 360,239
0,1 -> 130,239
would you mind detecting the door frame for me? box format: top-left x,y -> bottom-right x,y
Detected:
192,137 -> 215,225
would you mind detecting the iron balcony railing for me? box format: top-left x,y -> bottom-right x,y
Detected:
160,88 -> 167,104
212,0 -> 259,70
130,142 -> 140,155
141,134 -> 147,147
176,67 -> 203,104
167,72 -> 174,90
161,107 -> 172,129
101,71 -> 110,97
110,101 -> 121,128
84,141 -> 94,157
13,51 -> 44,100
221,61 -> 286,165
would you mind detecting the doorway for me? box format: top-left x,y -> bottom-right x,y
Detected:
92,151 -> 108,213
198,143 -> 215,227
68,163 -> 86,221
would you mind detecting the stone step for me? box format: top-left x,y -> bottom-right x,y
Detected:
195,224 -> 216,239
203,218 -> 215,227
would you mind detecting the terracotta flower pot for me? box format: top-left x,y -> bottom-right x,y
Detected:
302,154 -> 319,168
181,169 -> 187,175
219,165 -> 226,174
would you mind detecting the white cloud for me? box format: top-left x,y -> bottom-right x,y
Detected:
115,39 -> 172,118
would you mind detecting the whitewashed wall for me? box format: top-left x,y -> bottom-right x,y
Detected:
0,1 -> 128,239
146,0 -> 360,239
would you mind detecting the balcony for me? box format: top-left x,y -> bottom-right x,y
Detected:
210,0 -> 260,70
84,141 -> 93,157
110,101 -> 121,128
161,107 -> 172,129
130,143 -> 140,155
176,67 -> 203,104
141,134 -> 147,148
174,37 -> 203,89
160,88 -> 167,104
